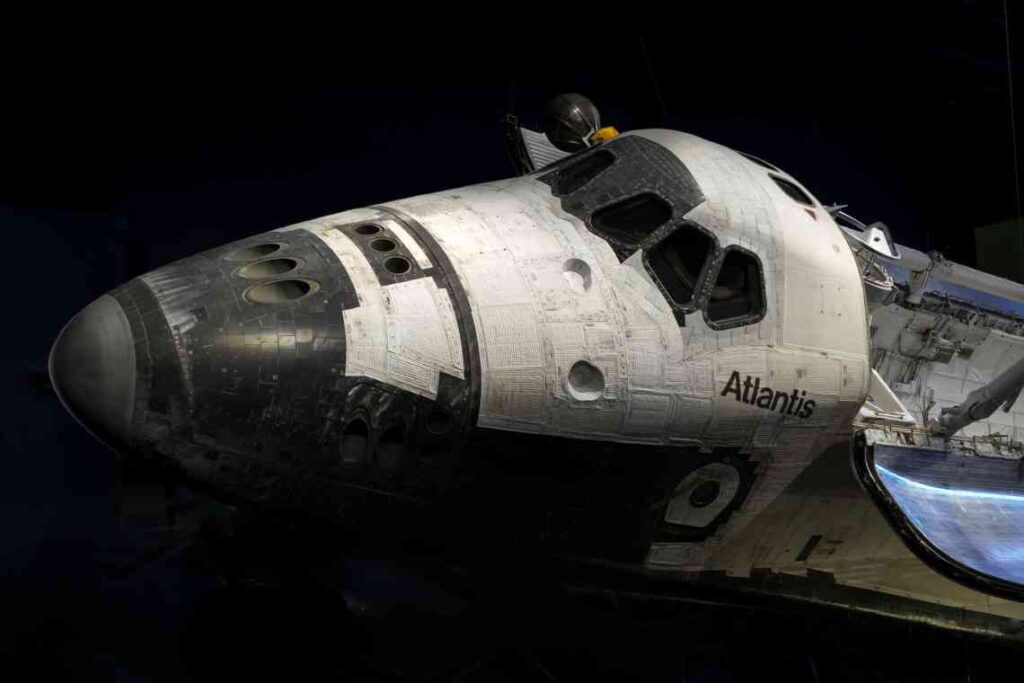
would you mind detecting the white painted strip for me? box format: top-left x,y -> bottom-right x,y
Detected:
318,227 -> 389,383
383,278 -> 464,381
307,225 -> 463,399
387,221 -> 432,270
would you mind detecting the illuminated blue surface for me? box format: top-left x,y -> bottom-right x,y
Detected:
889,264 -> 1024,318
875,448 -> 1024,586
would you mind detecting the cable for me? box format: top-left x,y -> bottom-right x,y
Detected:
1004,0 -> 1023,277
639,37 -> 668,125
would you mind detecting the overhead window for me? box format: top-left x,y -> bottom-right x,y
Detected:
549,150 -> 615,196
591,193 -> 672,246
706,248 -> 765,325
739,151 -> 780,171
646,223 -> 715,307
770,175 -> 813,206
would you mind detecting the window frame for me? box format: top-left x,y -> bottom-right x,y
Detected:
641,219 -> 721,315
701,244 -> 767,330
587,190 -> 677,252
541,147 -> 617,196
738,151 -> 781,172
768,174 -> 815,207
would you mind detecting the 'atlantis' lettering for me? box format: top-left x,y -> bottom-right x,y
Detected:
720,370 -> 815,419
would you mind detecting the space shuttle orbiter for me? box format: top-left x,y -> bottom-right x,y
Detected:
50,94 -> 1024,639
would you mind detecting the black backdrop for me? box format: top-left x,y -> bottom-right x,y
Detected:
3,5 -> 1024,680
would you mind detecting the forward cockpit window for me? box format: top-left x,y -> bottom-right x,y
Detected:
646,223 -> 716,308
645,227 -> 766,329
706,248 -> 765,326
770,175 -> 814,207
536,136 -> 765,329
591,193 -> 673,247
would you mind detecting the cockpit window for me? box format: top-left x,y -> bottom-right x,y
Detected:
590,193 -> 673,247
538,136 -> 706,262
645,223 -> 716,308
770,175 -> 814,206
548,150 -> 615,196
706,248 -> 765,326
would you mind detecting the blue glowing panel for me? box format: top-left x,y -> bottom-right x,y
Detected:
873,444 -> 1024,586
888,264 -> 1024,319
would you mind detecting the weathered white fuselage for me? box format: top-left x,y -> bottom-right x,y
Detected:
51,124 -> 1024,636
281,129 -> 872,564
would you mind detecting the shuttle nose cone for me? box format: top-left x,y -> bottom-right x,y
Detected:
49,294 -> 136,449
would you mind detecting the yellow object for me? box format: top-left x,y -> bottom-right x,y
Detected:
590,126 -> 620,143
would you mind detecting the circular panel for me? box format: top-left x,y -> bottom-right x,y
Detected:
665,463 -> 741,528
562,258 -> 592,294
224,243 -> 281,262
689,479 -> 721,508
237,257 -> 300,279
567,361 -> 604,401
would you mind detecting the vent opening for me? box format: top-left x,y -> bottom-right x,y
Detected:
340,419 -> 369,464
244,279 -> 316,304
384,257 -> 411,274
377,425 -> 405,470
370,238 -> 397,252
224,243 -> 281,262
355,224 -> 382,235
237,258 -> 299,279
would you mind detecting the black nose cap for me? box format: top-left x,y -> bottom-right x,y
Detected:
49,294 -> 136,449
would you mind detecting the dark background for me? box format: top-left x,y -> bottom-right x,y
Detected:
4,4 -> 1024,680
